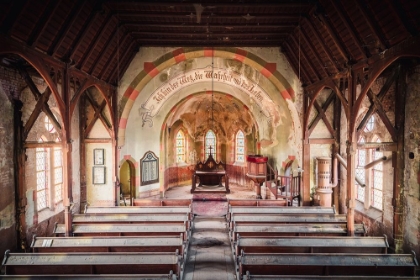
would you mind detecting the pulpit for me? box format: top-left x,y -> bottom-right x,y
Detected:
191,153 -> 229,193
246,155 -> 269,199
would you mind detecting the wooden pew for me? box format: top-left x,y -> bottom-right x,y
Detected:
237,252 -> 418,279
54,223 -> 190,241
2,251 -> 183,279
31,235 -> 187,258
227,206 -> 336,222
85,205 -> 193,220
231,223 -> 366,241
234,235 -> 389,257
0,275 -> 178,280
228,199 -> 287,207
72,213 -> 192,230
229,213 -> 347,230
132,198 -> 191,207
242,272 -> 420,280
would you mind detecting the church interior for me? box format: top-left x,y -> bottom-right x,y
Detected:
1,0 -> 420,278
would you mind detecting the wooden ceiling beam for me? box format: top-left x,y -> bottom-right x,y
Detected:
308,91 -> 335,137
298,26 -> 329,78
328,0 -> 367,60
316,11 -> 349,64
130,31 -> 289,37
99,31 -> 130,80
354,0 -> 388,51
136,38 -> 285,45
0,0 -> 28,35
78,12 -> 114,70
49,0 -> 87,57
283,42 -> 312,84
122,22 -> 297,29
117,11 -> 302,20
107,40 -> 136,84
290,34 -> 321,81
67,6 -> 102,64
108,1 -> 315,8
303,16 -> 339,74
28,0 -> 61,48
387,0 -> 417,37
89,25 -> 119,74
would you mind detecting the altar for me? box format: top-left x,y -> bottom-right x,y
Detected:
191,153 -> 230,193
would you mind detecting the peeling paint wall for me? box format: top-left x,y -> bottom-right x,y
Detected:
0,70 -> 16,255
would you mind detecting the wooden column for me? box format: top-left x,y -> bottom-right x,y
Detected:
393,63 -> 406,253
13,99 -> 27,250
346,72 -> 357,236
62,65 -> 72,237
302,90 -> 311,206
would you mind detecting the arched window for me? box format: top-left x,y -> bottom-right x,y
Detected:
364,115 -> 375,132
356,137 -> 366,201
372,138 -> 383,209
36,137 -> 49,210
53,142 -> 63,203
44,115 -> 56,133
176,130 -> 186,163
235,130 -> 245,163
205,130 -> 216,159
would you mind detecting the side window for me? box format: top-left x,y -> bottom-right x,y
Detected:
176,130 -> 186,163
356,137 -> 366,201
36,137 -> 49,210
235,130 -> 245,163
372,138 -> 383,209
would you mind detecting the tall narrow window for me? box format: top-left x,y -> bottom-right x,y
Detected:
235,130 -> 245,163
44,116 -> 56,133
364,115 -> 375,132
356,137 -> 366,201
36,138 -> 49,210
53,146 -> 63,203
372,139 -> 383,209
176,130 -> 186,163
205,130 -> 216,159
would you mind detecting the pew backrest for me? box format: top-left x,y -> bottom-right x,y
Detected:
228,206 -> 336,221
133,199 -> 191,207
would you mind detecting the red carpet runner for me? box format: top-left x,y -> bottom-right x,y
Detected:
192,194 -> 228,217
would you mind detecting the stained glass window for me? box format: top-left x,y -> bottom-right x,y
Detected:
176,130 -> 185,163
236,130 -> 245,162
205,130 -> 216,160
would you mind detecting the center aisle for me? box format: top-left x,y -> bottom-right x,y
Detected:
183,216 -> 236,280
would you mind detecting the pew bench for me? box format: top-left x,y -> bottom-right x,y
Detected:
227,206 -> 336,222
0,274 -> 178,280
228,199 -> 287,207
132,199 -> 191,207
72,213 -> 192,230
31,235 -> 188,259
242,272 -> 420,280
237,252 -> 418,279
229,213 -> 347,230
2,250 -> 183,279
231,223 -> 366,241
85,205 -> 192,219
234,235 -> 389,257
54,223 -> 190,241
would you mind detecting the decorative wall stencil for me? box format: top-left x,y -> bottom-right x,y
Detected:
140,151 -> 159,185
140,66 -> 273,127
93,166 -> 106,184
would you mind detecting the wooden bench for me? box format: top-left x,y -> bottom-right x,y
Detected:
53,223 -> 190,241
0,274 -> 178,280
234,235 -> 389,257
231,223 -> 366,241
242,272 -> 420,280
132,199 -> 191,207
31,235 -> 187,258
237,251 -> 418,279
229,213 -> 347,230
2,250 -> 183,279
72,213 -> 192,230
85,205 -> 193,220
227,206 -> 336,222
228,199 -> 287,207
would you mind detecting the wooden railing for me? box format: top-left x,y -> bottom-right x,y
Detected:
266,162 -> 301,205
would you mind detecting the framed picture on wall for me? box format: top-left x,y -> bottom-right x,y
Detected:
93,166 -> 106,184
94,148 -> 104,165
